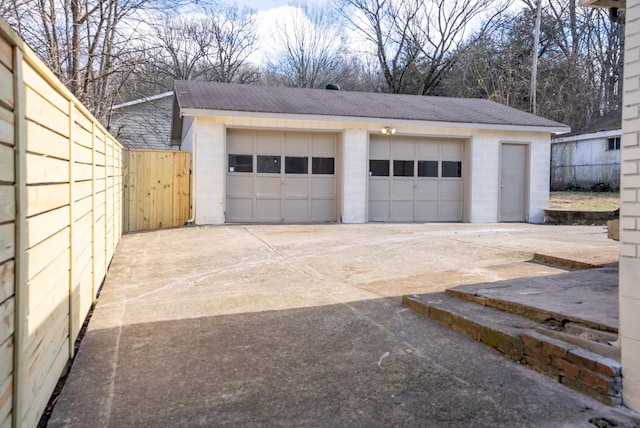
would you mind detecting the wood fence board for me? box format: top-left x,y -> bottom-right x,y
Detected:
93,253 -> 105,291
73,197 -> 92,223
0,372 -> 11,428
26,120 -> 68,160
73,180 -> 93,202
26,206 -> 69,248
94,128 -> 105,146
22,64 -> 68,118
0,337 -> 12,396
74,161 -> 93,181
72,242 -> 91,279
0,65 -> 12,110
0,223 -> 14,264
25,154 -> 69,184
0,144 -> 13,182
0,106 -> 13,146
26,227 -> 69,280
94,177 -> 105,193
23,329 -> 68,428
74,210 -> 92,236
0,36 -> 11,71
26,250 -> 68,316
26,183 -> 69,217
0,186 -> 14,223
72,106 -> 92,134
94,190 -> 105,209
94,151 -> 105,167
0,261 -> 13,304
174,152 -> 190,224
0,297 -> 13,346
73,139 -> 92,163
70,260 -> 91,341
23,280 -> 68,360
24,86 -> 68,137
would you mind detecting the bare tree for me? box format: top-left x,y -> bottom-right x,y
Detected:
335,0 -> 513,94
440,1 -> 623,131
266,1 -> 347,88
206,3 -> 258,84
0,0 -> 169,120
124,3 -> 259,98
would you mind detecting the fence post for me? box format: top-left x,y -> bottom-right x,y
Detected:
12,45 -> 25,428
68,100 -> 75,358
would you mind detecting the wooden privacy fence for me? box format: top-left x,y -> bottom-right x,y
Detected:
124,150 -> 191,232
0,19 -> 124,428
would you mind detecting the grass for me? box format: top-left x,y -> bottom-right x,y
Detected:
549,191 -> 620,211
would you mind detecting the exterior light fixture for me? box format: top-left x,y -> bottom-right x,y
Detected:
381,126 -> 396,135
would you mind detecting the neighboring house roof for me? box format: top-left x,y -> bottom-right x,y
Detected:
109,91 -> 175,150
172,81 -> 569,144
552,110 -> 621,143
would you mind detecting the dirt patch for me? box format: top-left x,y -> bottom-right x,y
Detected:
550,191 -> 620,211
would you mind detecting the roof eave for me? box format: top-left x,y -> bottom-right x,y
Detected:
179,108 -> 570,134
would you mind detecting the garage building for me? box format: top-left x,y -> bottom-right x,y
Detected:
171,81 -> 568,224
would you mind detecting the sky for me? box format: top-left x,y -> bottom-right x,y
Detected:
237,0 -> 328,10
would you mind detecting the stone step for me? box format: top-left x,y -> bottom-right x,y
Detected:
402,292 -> 622,405
444,287 -> 618,334
443,266 -> 619,334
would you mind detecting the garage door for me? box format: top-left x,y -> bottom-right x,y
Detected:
369,136 -> 464,222
226,130 -> 337,223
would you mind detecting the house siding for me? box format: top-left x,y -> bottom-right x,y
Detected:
550,134 -> 622,190
621,0 -> 640,412
109,94 -> 175,150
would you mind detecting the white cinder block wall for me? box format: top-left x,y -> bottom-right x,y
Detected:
529,135 -> 552,224
621,2 -> 640,412
194,119 -> 226,224
183,116 -> 553,225
469,135 -> 500,223
341,129 -> 368,223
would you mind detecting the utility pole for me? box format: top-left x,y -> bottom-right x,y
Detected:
531,0 -> 542,115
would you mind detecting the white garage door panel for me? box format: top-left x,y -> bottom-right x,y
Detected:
416,182 -> 438,199
284,177 -> 309,197
227,130 -> 337,223
440,201 -> 462,219
256,177 -> 281,196
370,180 -> 390,197
441,181 -> 462,200
227,199 -> 253,220
416,201 -> 439,220
227,176 -> 253,197
311,177 -> 335,198
369,200 -> 389,220
369,136 -> 464,222
256,199 -> 281,220
391,201 -> 414,220
391,180 -> 414,199
311,200 -> 335,221
257,134 -> 282,153
284,199 -> 309,220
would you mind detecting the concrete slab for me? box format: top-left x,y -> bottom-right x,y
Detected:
48,224 -> 640,427
446,267 -> 619,332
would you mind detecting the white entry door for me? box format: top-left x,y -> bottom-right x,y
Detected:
226,130 -> 337,223
500,143 -> 528,222
368,136 -> 464,222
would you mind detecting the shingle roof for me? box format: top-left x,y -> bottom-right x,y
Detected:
173,80 -> 568,130
558,110 -> 621,138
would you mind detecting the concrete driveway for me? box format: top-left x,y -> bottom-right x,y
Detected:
49,223 -> 635,427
